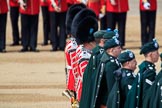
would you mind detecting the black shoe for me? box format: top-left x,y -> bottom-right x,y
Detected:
10,42 -> 19,46
30,48 -> 39,52
0,49 -> 6,53
20,48 -> 28,52
59,48 -> 64,51
50,48 -> 57,52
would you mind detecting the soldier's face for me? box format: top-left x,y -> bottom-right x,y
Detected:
88,41 -> 96,50
150,50 -> 159,63
128,59 -> 137,71
112,46 -> 122,57
100,39 -> 105,47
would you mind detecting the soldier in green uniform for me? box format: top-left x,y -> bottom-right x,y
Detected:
147,53 -> 162,108
124,39 -> 159,108
90,37 -> 121,108
118,50 -> 137,104
79,29 -> 117,108
153,78 -> 162,108
95,29 -> 118,66
79,30 -> 106,108
107,50 -> 137,108
143,52 -> 162,108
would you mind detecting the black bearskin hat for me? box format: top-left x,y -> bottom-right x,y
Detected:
71,8 -> 98,44
66,3 -> 86,35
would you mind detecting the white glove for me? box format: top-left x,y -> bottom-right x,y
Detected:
18,0 -> 26,10
50,0 -> 56,7
110,0 -> 116,6
99,13 -> 105,19
50,0 -> 61,12
82,0 -> 87,5
143,2 -> 150,10
18,0 -> 24,4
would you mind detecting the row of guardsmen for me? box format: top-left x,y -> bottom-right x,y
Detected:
62,3 -> 161,108
1,0 -> 106,53
0,0 -> 157,52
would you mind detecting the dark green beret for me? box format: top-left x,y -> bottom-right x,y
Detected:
140,39 -> 159,55
118,50 -> 135,64
103,31 -> 115,39
93,30 -> 107,38
104,37 -> 120,50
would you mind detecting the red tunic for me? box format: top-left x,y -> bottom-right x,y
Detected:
67,0 -> 74,5
0,0 -> 8,14
140,0 -> 157,11
88,0 -> 101,16
19,0 -> 40,15
100,0 -> 105,6
9,0 -> 19,7
47,0 -> 68,12
75,47 -> 91,101
106,0 -> 129,13
40,0 -> 49,6
65,38 -> 78,91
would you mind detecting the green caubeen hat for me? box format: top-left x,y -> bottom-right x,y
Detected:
93,30 -> 107,38
93,28 -> 118,39
140,39 -> 159,55
104,36 -> 120,50
103,31 -> 115,39
103,28 -> 118,40
103,28 -> 119,39
118,50 -> 135,64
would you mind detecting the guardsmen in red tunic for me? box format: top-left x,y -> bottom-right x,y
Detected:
18,0 -> 40,52
63,4 -> 86,100
40,0 -> 50,46
70,8 -> 98,102
106,0 -> 129,49
48,0 -> 68,51
64,38 -> 78,97
0,0 -> 8,52
76,47 -> 92,101
139,0 -> 157,46
9,0 -> 21,46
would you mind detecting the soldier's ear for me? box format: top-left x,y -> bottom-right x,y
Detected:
122,62 -> 128,67
127,61 -> 131,66
148,52 -> 153,57
110,48 -> 114,53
